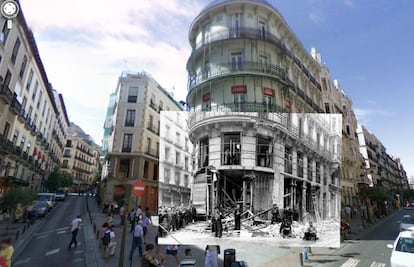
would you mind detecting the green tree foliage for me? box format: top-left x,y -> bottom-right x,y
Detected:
44,168 -> 73,192
2,187 -> 37,209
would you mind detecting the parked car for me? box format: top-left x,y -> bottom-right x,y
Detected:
400,215 -> 414,232
37,193 -> 56,210
33,200 -> 49,217
387,230 -> 414,267
55,190 -> 66,201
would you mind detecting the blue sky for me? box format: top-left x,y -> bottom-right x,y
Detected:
18,0 -> 414,178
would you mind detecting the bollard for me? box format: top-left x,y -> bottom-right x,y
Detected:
96,230 -> 100,240
22,224 -> 26,234
15,230 -> 19,241
299,252 -> 304,266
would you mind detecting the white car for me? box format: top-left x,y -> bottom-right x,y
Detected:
400,215 -> 414,232
387,230 -> 414,267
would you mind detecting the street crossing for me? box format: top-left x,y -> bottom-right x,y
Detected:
340,258 -> 386,267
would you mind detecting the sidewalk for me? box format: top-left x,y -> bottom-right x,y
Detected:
83,196 -> 159,267
259,208 -> 400,267
3,216 -> 47,266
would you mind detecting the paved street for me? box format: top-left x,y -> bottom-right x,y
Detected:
7,195 -> 409,267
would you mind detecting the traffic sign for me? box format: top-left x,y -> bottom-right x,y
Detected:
132,180 -> 146,197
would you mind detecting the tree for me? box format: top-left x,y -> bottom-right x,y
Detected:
2,188 -> 36,210
44,168 -> 73,192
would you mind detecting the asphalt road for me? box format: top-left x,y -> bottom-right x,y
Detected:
311,209 -> 413,267
13,196 -> 86,267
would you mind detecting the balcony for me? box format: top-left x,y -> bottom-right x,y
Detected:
10,95 -> 22,115
0,84 -> 13,104
190,101 -> 287,113
188,61 -> 288,90
149,101 -> 157,111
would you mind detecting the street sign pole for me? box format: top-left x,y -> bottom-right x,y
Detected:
118,184 -> 131,267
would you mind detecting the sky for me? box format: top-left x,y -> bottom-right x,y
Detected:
18,0 -> 414,178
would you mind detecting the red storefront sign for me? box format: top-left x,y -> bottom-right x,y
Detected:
202,92 -> 210,102
263,87 -> 274,96
231,85 -> 247,94
285,99 -> 291,108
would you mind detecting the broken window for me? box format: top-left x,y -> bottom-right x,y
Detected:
256,136 -> 272,167
222,133 -> 241,165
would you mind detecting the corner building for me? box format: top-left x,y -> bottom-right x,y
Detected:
100,72 -> 183,211
186,0 -> 341,221
186,0 -> 323,114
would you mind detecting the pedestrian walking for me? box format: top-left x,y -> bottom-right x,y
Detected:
141,243 -> 159,267
0,238 -> 14,267
129,220 -> 144,261
205,245 -> 220,267
165,244 -> 180,266
119,205 -> 126,227
103,225 -> 117,258
129,208 -> 136,233
141,213 -> 152,243
98,223 -> 109,248
68,215 -> 82,249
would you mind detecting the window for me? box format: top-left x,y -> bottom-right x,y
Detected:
222,133 -> 241,165
42,100 -> 47,117
19,55 -> 28,79
122,134 -> 133,152
176,151 -> 180,165
256,136 -> 272,167
165,146 -> 171,162
199,137 -> 209,168
146,137 -> 151,154
153,163 -> 158,181
32,81 -> 38,101
150,93 -> 156,109
324,103 -> 330,113
185,157 -> 189,171
159,100 -> 163,111
185,137 -> 189,151
3,70 -> 12,89
231,13 -> 240,37
11,38 -> 21,64
128,87 -> 138,103
316,162 -> 321,183
37,91 -> 42,109
1,20 -> 10,45
175,172 -> 180,185
164,168 -> 170,183
119,159 -> 130,178
297,152 -> 303,177
148,114 -> 153,130
175,132 -> 180,144
143,161 -> 148,179
231,52 -> 242,71
184,174 -> 189,187
125,109 -> 135,127
26,69 -> 33,91
284,147 -> 292,173
259,20 -> 266,39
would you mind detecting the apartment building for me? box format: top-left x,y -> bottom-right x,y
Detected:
60,123 -> 100,191
0,4 -> 65,194
186,0 -> 323,114
312,48 -> 364,206
100,72 -> 183,211
159,111 -> 193,207
184,0 -> 341,221
357,124 -> 408,197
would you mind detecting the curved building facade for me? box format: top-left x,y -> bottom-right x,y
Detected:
186,0 -> 323,114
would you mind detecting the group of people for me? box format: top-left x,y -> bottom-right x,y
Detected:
158,205 -> 197,237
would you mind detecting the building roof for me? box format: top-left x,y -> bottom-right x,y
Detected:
200,0 -> 275,14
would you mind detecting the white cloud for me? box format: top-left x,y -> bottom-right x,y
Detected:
19,0 -> 204,143
354,108 -> 392,126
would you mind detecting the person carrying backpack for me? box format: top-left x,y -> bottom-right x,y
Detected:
99,223 -> 109,248
103,225 -> 116,258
